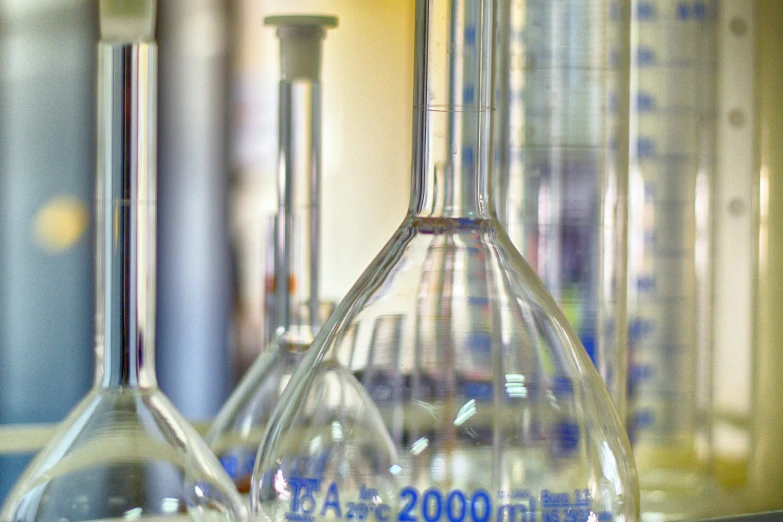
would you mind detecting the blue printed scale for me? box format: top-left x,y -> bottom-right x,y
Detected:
626,0 -> 718,448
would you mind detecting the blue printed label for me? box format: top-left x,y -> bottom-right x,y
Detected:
278,482 -> 613,522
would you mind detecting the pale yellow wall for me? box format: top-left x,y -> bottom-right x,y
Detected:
230,1 -> 416,332
746,0 -> 783,511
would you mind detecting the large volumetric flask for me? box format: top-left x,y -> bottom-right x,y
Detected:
250,0 -> 639,521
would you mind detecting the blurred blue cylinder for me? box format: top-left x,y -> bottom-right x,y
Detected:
0,0 -> 96,501
156,0 -> 234,420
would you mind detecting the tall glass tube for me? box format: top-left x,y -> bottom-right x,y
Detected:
207,15 -> 337,497
272,20 -> 325,345
496,0 -> 631,416
251,0 -> 639,520
0,30 -> 246,522
626,1 -> 736,519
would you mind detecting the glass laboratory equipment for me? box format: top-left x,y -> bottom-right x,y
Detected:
495,0 -> 631,413
626,0 -> 736,519
0,3 -> 247,520
252,0 -> 639,520
207,15 -> 337,497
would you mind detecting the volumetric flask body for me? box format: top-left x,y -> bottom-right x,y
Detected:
496,0 -> 631,414
207,16 -> 337,497
1,11 -> 247,522
251,1 -> 639,521
627,0 -> 735,519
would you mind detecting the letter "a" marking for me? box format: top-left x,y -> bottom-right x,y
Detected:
321,482 -> 342,518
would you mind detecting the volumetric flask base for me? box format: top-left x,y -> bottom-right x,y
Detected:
1,389 -> 245,522
252,215 -> 639,521
208,339 -> 307,494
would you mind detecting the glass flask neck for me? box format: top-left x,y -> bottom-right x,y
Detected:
409,0 -> 497,220
94,43 -> 158,389
273,78 -> 321,343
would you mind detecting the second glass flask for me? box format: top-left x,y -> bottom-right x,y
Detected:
252,0 -> 639,520
207,15 -> 337,495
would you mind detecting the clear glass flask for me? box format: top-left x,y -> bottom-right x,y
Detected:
0,16 -> 247,522
251,0 -> 639,520
206,15 -> 337,497
626,0 -> 737,519
495,0 -> 631,414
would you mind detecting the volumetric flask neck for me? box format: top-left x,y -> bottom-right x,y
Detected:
409,0 -> 494,221
94,43 -> 158,391
251,1 -> 639,521
1,41 -> 247,522
273,79 -> 321,345
270,16 -> 336,344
